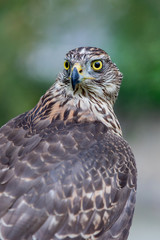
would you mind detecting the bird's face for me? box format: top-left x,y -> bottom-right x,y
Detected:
62,47 -> 122,103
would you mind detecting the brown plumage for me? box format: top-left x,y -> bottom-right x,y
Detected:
0,47 -> 137,240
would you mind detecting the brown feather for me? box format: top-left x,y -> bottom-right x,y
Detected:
0,47 -> 136,240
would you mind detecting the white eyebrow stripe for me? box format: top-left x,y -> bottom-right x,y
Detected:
79,48 -> 86,54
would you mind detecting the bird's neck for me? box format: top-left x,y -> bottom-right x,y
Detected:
78,96 -> 122,137
30,81 -> 122,137
67,93 -> 122,137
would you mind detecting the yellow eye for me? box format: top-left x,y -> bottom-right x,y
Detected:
91,60 -> 103,71
64,60 -> 70,70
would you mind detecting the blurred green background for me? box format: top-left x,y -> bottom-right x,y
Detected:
0,0 -> 160,239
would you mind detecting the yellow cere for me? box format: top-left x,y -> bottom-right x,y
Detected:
91,60 -> 103,71
64,60 -> 70,70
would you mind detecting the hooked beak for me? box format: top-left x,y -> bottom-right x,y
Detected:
71,63 -> 82,91
71,63 -> 94,91
71,68 -> 80,91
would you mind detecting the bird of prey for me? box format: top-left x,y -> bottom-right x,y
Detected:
0,47 -> 137,240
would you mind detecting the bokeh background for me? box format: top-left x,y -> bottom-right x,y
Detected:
0,0 -> 160,239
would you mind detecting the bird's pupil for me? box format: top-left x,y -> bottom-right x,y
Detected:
95,62 -> 100,68
65,62 -> 69,68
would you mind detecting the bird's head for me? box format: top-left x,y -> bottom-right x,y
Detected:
61,47 -> 123,104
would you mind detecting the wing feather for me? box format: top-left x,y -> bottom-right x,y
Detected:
0,115 -> 136,240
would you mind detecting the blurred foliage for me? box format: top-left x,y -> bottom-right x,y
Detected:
0,0 -> 160,126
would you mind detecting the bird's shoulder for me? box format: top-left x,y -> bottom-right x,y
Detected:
0,111 -> 136,239
0,110 -> 136,185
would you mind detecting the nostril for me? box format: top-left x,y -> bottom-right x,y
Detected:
79,69 -> 83,73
